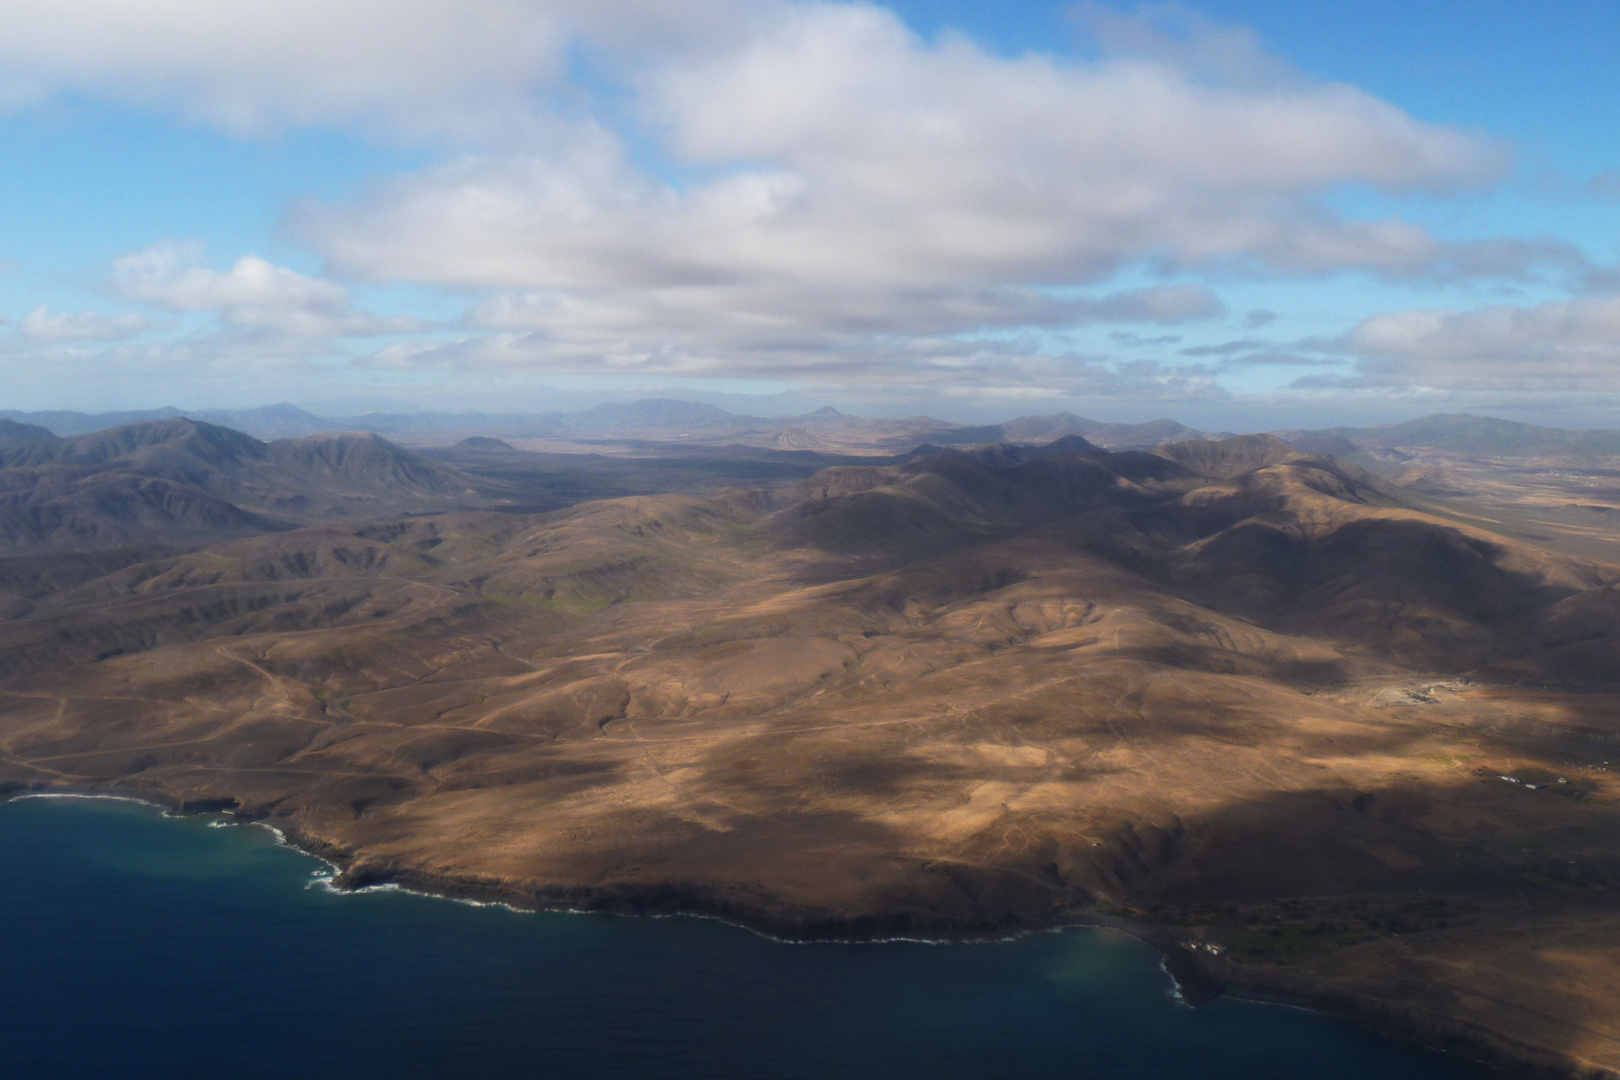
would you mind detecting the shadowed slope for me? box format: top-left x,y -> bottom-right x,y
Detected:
1,438 -> 1619,1074
0,419 -> 485,556
0,419 -> 53,446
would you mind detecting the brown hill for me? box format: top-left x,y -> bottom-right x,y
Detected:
2,437 -> 1620,1074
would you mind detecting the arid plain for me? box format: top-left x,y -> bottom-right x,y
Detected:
4,411 -> 1620,1077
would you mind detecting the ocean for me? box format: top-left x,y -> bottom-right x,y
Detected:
0,796 -> 1487,1079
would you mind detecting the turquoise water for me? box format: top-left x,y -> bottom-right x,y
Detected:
0,797 -> 1487,1080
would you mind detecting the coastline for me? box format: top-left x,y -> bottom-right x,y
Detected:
0,780 -> 1600,1080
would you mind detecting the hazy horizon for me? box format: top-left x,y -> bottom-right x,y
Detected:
11,393 -> 1620,438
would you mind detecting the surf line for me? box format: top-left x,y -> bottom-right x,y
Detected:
0,790 -> 1195,1001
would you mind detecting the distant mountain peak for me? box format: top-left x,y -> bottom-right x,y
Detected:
580,399 -> 750,432
455,436 -> 517,452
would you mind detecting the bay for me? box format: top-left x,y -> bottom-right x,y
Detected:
0,797 -> 1486,1080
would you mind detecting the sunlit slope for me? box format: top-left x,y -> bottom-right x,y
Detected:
1,436 -> 1619,1073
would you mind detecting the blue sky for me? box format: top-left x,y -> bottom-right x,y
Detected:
0,0 -> 1617,427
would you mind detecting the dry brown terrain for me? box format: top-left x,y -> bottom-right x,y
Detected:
1380,447 -> 1620,565
4,428 -> 1620,1076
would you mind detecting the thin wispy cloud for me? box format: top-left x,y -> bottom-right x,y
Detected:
1329,295 -> 1620,392
18,306 -> 163,342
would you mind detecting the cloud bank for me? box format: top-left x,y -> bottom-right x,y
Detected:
0,0 -> 1609,415
284,3 -> 1516,394
1328,294 -> 1620,393
0,0 -> 774,137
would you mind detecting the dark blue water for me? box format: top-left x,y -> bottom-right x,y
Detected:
0,797 -> 1487,1080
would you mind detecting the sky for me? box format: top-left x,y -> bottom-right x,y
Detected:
0,0 -> 1618,428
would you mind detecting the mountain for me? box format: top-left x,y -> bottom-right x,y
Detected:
762,408 -> 960,452
1003,413 -> 1203,447
1,404 -> 329,441
574,399 -> 752,433
1152,433 -> 1300,479
1076,416 -> 1208,447
266,432 -> 472,496
0,400 -> 1219,455
0,407 -> 183,436
1278,412 -> 1620,457
0,419 -> 54,446
1273,431 -> 1361,457
0,418 -> 482,557
324,411 -> 570,440
24,402 -> 1620,473
453,436 -> 517,452
0,415 -> 266,472
936,412 -> 1209,450
188,403 -> 329,440
1354,413 -> 1619,454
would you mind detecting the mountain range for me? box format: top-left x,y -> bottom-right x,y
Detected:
12,400 -> 1620,460
4,400 -> 1202,450
4,409 -> 1620,1072
0,418 -> 477,558
0,419 -> 1618,1074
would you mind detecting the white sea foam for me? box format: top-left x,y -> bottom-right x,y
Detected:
248,821 -> 344,883
301,871 -> 530,914
12,792 -> 166,808
1160,956 -> 1191,1006
2,794 -> 1137,952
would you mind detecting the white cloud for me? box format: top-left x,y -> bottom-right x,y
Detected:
357,308 -> 1234,411
6,0 -> 1587,407
279,3 -> 1530,393
1073,1 -> 1300,90
466,282 -> 1220,345
1329,294 -> 1620,392
18,306 -> 160,341
1586,170 -> 1620,199
110,241 -> 423,337
0,0 -> 773,138
304,7 -> 1506,289
113,241 -> 344,310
